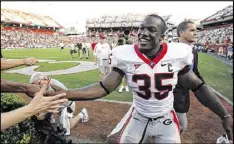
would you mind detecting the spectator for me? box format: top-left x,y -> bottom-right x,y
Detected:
197,24 -> 233,46
218,46 -> 224,56
30,72 -> 89,136
227,42 -> 233,59
1,55 -> 67,131
1,83 -> 67,131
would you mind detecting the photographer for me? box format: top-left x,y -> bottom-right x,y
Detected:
117,29 -> 133,45
116,30 -> 132,92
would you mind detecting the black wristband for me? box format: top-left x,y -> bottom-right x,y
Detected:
191,82 -> 205,92
99,81 -> 110,94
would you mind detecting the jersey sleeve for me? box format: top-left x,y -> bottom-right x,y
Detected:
180,44 -> 193,67
110,46 -> 128,72
178,44 -> 194,75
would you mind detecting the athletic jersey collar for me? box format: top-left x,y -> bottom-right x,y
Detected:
134,43 -> 168,69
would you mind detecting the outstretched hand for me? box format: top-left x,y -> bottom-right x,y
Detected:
28,84 -> 67,114
23,57 -> 37,66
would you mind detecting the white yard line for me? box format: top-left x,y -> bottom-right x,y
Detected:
4,60 -> 97,76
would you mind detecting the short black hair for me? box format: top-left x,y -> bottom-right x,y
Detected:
177,21 -> 194,37
147,14 -> 168,35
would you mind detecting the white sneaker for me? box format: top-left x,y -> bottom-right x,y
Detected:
125,86 -> 129,92
118,86 -> 124,93
80,108 -> 89,123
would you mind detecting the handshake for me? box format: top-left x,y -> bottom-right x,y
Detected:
27,84 -> 67,115
1,79 -> 68,131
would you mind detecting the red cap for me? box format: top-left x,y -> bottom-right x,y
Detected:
99,34 -> 105,39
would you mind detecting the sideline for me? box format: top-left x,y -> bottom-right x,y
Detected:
209,86 -> 233,106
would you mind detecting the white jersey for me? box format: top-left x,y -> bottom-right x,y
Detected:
111,42 -> 193,118
83,43 -> 90,48
82,43 -> 87,48
70,44 -> 75,50
94,43 -> 111,59
59,43 -> 65,47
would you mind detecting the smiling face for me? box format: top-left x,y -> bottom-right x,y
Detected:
137,15 -> 165,53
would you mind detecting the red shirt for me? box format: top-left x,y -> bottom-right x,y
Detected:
91,42 -> 97,51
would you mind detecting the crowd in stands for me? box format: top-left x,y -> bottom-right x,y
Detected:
1,6 -> 232,55
202,5 -> 233,22
196,24 -> 233,58
1,8 -> 62,28
1,24 -> 232,50
197,24 -> 233,45
1,27 -> 139,49
86,13 -> 171,28
1,28 -> 60,48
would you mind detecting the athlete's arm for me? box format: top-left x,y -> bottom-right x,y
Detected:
60,67 -> 124,101
178,70 -> 233,140
178,70 -> 229,118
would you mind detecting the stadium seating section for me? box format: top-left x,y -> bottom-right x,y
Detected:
1,5 -> 233,52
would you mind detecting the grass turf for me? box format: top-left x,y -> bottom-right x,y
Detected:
197,53 -> 233,101
1,48 -> 233,102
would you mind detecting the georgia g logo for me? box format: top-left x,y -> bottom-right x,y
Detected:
163,119 -> 172,125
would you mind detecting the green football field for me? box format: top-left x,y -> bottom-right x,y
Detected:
1,48 -> 233,102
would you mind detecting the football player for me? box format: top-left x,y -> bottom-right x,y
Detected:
23,14 -> 233,143
59,42 -> 65,51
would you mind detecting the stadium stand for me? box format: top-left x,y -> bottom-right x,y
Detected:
1,8 -> 91,49
1,8 -> 63,28
86,13 -> 174,44
197,5 -> 233,55
1,6 -> 232,53
201,5 -> 233,27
